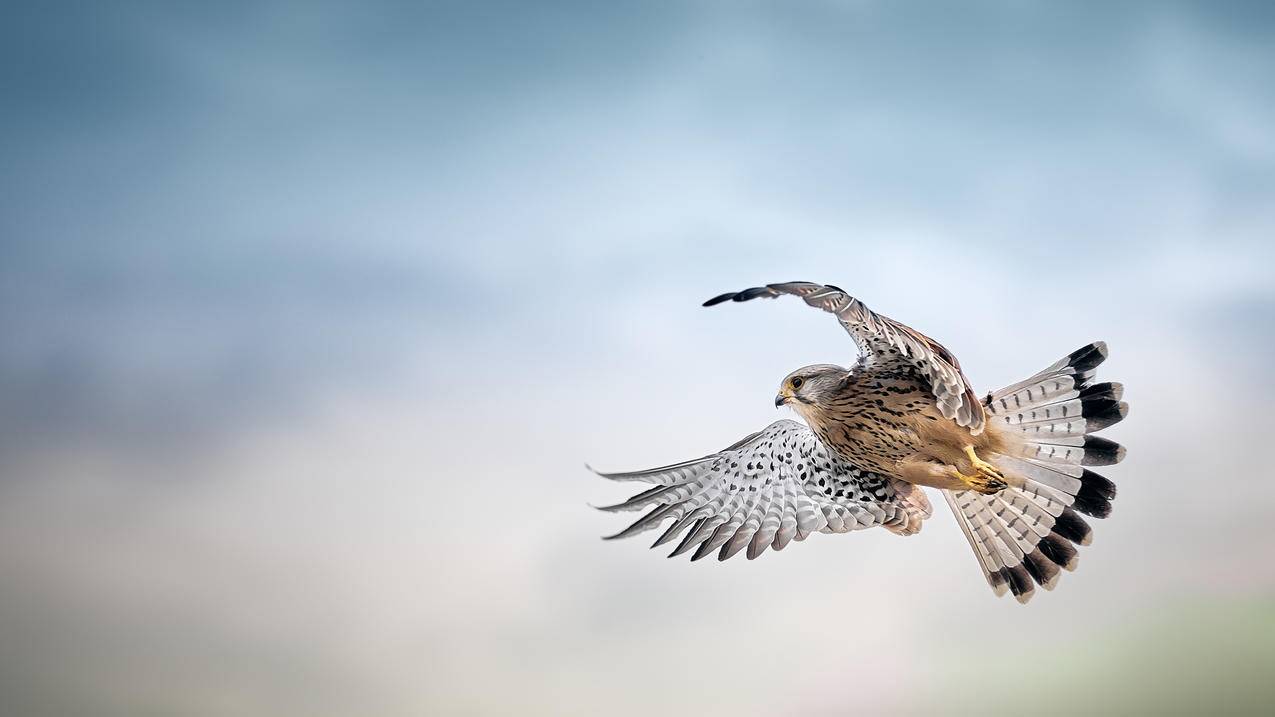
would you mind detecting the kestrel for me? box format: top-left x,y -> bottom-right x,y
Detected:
592,281 -> 1127,603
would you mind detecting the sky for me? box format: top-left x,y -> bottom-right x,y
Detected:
2,1 -> 1274,715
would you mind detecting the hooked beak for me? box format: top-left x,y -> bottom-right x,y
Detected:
775,393 -> 788,408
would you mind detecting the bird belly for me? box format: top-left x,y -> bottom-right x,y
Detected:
813,389 -> 934,475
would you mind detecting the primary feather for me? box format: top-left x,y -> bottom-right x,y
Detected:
592,420 -> 932,561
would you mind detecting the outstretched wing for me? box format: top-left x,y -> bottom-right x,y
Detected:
704,281 -> 986,434
592,420 -> 931,561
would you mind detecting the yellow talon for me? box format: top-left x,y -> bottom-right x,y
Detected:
957,446 -> 1007,494
963,446 -> 1001,475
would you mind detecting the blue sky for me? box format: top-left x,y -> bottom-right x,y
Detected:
2,2 -> 1274,714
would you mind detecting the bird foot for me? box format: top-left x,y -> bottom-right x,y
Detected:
955,446 -> 1007,495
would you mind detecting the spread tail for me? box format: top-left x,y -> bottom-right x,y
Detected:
945,342 -> 1128,603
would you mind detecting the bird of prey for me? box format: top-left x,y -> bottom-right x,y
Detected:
591,281 -> 1127,603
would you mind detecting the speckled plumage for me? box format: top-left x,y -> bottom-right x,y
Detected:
594,281 -> 1128,604
799,358 -> 943,474
593,419 -> 931,562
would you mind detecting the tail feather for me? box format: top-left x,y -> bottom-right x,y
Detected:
1002,382 -> 1128,437
1018,435 -> 1126,466
947,342 -> 1127,603
1037,533 -> 1079,570
997,454 -> 1083,494
943,491 -> 1010,596
1022,549 -> 1061,590
993,342 -> 1108,396
1072,469 -> 1117,518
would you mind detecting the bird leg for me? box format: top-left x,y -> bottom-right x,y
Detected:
951,446 -> 1007,495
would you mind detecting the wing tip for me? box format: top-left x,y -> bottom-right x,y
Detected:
588,466 -> 625,481
703,286 -> 778,307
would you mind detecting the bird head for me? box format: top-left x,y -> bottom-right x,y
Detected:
775,364 -> 850,411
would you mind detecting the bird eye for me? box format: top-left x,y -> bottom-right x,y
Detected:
791,376 -> 804,389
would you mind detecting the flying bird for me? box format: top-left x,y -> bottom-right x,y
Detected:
591,281 -> 1127,603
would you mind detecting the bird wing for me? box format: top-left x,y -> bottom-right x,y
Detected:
592,420 -> 931,561
704,281 -> 986,434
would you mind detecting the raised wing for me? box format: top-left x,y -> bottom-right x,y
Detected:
704,281 -> 987,434
592,420 -> 931,561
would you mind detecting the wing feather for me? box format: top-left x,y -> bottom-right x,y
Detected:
704,282 -> 986,434
593,420 -> 923,561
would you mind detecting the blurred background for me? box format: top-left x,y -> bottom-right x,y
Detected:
3,1 -> 1274,714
